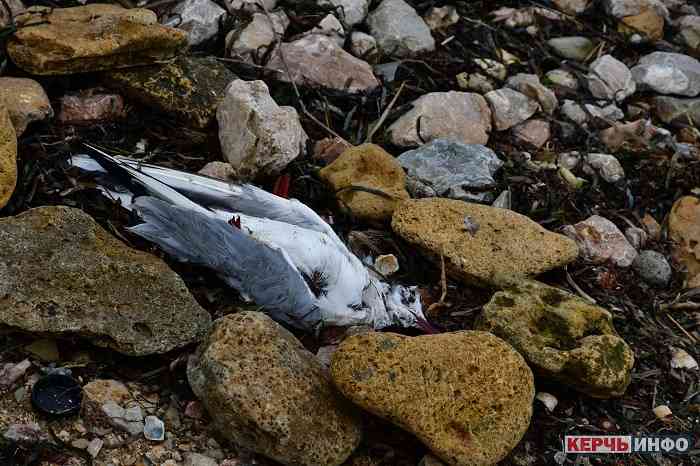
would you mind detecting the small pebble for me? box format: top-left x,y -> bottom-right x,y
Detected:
653,405 -> 672,419
535,392 -> 558,412
670,347 -> 698,370
87,438 -> 103,458
633,250 -> 672,287
375,254 -> 399,276
144,415 -> 165,442
625,226 -> 647,249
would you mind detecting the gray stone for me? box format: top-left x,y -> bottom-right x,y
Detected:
224,0 -> 275,12
547,36 -> 596,61
484,88 -> 539,131
633,250 -> 672,286
676,15 -> 700,50
144,416 -> 165,442
266,34 -> 379,93
506,73 -> 558,114
546,69 -> 580,90
226,11 -> 288,63
653,96 -> 700,125
102,401 -> 143,436
632,52 -> 700,97
367,0 -> 435,57
170,0 -> 227,46
561,100 -> 624,125
388,91 -> 491,147
4,423 -> 48,445
318,0 -> 369,26
187,312 -> 362,466
583,153 -> 625,183
350,31 -> 377,59
184,453 -> 219,466
124,406 -> 144,422
625,226 -> 647,249
398,139 -> 502,202
588,55 -> 636,101
87,438 -> 103,458
217,79 -> 308,179
308,14 -> 345,47
0,206 -> 211,356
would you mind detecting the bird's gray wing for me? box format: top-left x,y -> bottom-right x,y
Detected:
130,196 -> 321,330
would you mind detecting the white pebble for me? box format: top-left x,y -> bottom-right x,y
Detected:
653,405 -> 672,419
536,392 -> 558,412
670,347 -> 698,370
375,254 -> 399,276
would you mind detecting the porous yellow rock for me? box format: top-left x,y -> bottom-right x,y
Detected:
7,4 -> 187,75
0,78 -> 53,135
669,196 -> 700,288
391,198 -> 579,286
188,312 -> 362,466
0,105 -> 17,209
331,331 -> 534,466
320,144 -> 410,223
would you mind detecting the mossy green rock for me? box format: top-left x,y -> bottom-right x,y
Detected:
105,56 -> 236,129
475,279 -> 634,398
331,331 -> 534,466
0,206 -> 211,355
188,312 -> 362,466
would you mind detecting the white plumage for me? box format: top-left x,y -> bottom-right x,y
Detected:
70,145 -> 431,333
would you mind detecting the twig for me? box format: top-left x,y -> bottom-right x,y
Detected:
365,81 -> 406,143
667,314 -> 698,343
427,252 -> 449,315
660,301 -> 700,312
565,267 -> 597,304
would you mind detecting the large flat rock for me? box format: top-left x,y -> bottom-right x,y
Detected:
7,4 -> 188,75
391,198 -> 579,286
0,206 -> 211,355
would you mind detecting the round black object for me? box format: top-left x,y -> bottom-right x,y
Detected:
31,374 -> 82,416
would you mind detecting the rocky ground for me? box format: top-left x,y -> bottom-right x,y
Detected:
0,0 -> 699,464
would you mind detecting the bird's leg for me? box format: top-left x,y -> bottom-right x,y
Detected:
272,174 -> 291,199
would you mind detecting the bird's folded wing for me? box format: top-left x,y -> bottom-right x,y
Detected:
131,196 -> 321,330
72,149 -> 336,239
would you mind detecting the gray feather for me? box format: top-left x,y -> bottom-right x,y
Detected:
130,197 -> 321,329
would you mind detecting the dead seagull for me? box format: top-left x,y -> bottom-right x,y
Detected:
70,144 -> 433,333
